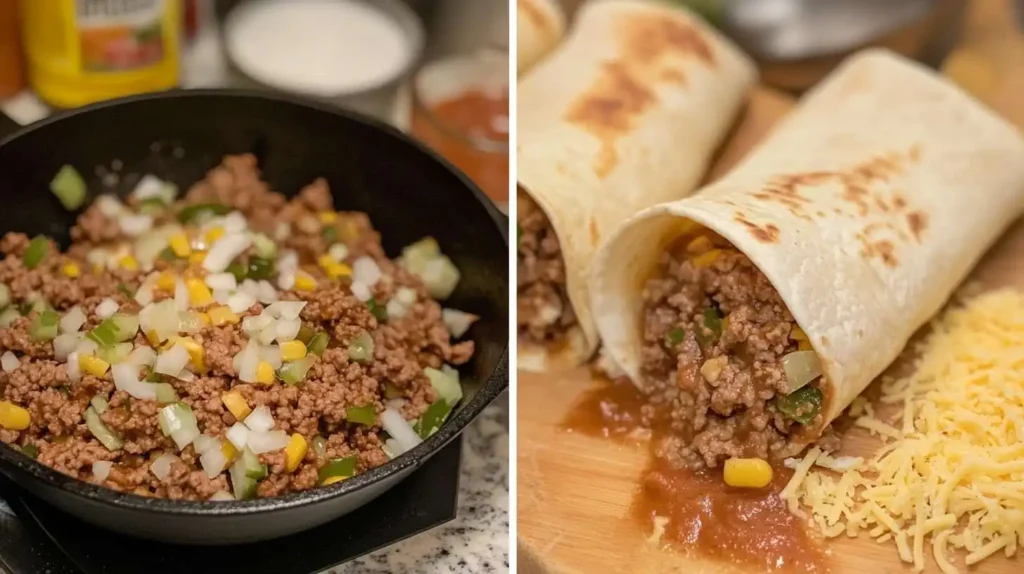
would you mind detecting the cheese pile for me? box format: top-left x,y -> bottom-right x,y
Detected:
781,288 -> 1024,573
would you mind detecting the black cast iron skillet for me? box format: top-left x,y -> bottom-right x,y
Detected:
0,90 -> 509,544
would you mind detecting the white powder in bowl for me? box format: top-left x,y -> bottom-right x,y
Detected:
225,0 -> 413,96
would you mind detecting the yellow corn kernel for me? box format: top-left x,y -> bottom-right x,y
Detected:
79,354 -> 110,378
189,252 -> 206,267
686,235 -> 713,255
169,233 -> 192,258
61,262 -> 81,278
322,475 -> 347,486
284,433 -> 308,473
691,248 -> 721,268
723,458 -> 773,488
790,326 -> 808,341
221,391 -> 252,420
118,255 -> 139,272
207,305 -> 240,326
799,340 -> 814,351
145,329 -> 161,346
92,263 -> 104,275
156,271 -> 177,291
318,211 -> 337,225
186,278 -> 213,307
168,336 -> 206,373
256,361 -> 275,385
280,341 -> 307,362
204,226 -> 226,245
197,312 -> 211,326
294,273 -> 317,292
0,400 -> 30,430
317,254 -> 335,270
221,439 -> 238,463
325,262 -> 351,279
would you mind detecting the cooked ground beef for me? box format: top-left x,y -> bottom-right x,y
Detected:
0,155 -> 473,500
640,232 -> 834,470
517,190 -> 577,344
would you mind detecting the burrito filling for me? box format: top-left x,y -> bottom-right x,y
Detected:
640,232 -> 836,469
517,191 -> 578,344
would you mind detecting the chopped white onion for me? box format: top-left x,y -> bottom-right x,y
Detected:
205,272 -> 237,291
92,460 -> 113,482
442,309 -> 478,338
244,405 -> 274,432
277,250 -> 298,272
112,363 -> 157,400
274,318 -> 300,342
236,344 -> 259,382
223,211 -> 247,233
277,271 -> 296,291
52,334 -> 79,362
176,369 -> 196,382
203,233 -> 252,273
395,287 -> 417,306
258,323 -> 278,345
352,256 -> 382,287
386,299 -> 407,320
383,438 -> 400,459
171,424 -> 201,451
155,344 -> 190,376
59,306 -> 87,333
76,338 -> 99,356
328,243 -> 349,262
226,422 -> 250,450
247,429 -> 290,454
95,195 -> 124,217
381,408 -> 423,454
131,174 -> 165,200
256,280 -> 278,304
134,230 -> 172,268
192,434 -> 220,455
241,313 -> 273,334
0,351 -> 18,373
209,490 -> 234,501
174,278 -> 189,311
134,273 -> 158,305
385,397 -> 407,410
127,345 -> 157,367
260,345 -> 282,369
350,282 -> 371,302
265,301 -> 305,320
227,291 -> 257,314
141,299 -> 178,343
199,446 -> 229,478
66,352 -> 81,382
211,289 -> 230,305
118,213 -> 154,237
95,298 -> 120,319
240,279 -> 260,297
150,453 -> 178,481
178,311 -> 205,334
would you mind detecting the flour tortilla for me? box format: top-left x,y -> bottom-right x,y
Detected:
591,49 -> 1024,435
517,0 -> 565,75
518,0 -> 756,371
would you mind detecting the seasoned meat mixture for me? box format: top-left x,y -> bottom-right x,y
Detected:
0,155 -> 474,501
640,232 -> 835,470
517,190 -> 577,343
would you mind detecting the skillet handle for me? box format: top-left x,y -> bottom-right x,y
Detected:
0,111 -> 22,140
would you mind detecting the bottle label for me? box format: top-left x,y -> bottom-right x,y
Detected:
75,0 -> 167,71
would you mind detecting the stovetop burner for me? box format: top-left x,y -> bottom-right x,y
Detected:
0,440 -> 462,574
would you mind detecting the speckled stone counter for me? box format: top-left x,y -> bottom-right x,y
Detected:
331,400 -> 510,574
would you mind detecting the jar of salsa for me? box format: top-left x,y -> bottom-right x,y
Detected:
410,48 -> 509,208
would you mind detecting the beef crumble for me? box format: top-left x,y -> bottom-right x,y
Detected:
517,190 -> 578,344
0,155 -> 473,501
640,232 -> 834,470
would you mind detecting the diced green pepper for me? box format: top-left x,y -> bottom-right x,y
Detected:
366,298 -> 387,322
227,261 -> 247,282
177,202 -> 230,224
425,367 -> 462,405
703,307 -> 723,338
23,236 -> 49,269
277,356 -> 315,386
296,324 -> 315,345
154,383 -> 179,404
117,283 -> 134,297
19,444 -> 38,459
662,327 -> 685,351
96,342 -> 132,365
158,247 -> 178,262
50,165 -> 87,211
415,400 -> 452,439
345,404 -> 375,426
30,310 -> 59,342
90,395 -> 109,414
247,256 -> 275,280
307,332 -> 329,356
88,318 -> 120,347
85,406 -> 123,451
776,386 -> 824,425
0,307 -> 18,328
384,382 -> 403,400
242,448 -> 267,480
0,284 -> 11,309
89,314 -> 138,347
137,197 -> 167,215
321,226 -> 338,244
252,233 -> 277,259
317,456 -> 357,484
229,455 -> 258,500
347,330 -> 373,363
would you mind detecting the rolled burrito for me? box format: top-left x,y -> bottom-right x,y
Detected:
517,0 -> 756,372
517,0 -> 566,75
590,49 -> 1024,468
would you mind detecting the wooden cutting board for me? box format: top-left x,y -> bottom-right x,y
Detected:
517,2 -> 1024,573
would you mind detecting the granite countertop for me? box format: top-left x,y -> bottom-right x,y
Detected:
0,17 -> 510,574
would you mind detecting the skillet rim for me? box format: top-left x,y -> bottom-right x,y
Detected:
0,88 -> 510,517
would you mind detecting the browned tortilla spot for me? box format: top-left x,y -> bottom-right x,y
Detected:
907,210 -> 928,241
589,217 -> 600,246
861,238 -> 898,267
564,11 -> 717,178
734,214 -> 780,243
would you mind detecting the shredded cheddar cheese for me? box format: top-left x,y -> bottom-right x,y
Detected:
782,288 -> 1024,573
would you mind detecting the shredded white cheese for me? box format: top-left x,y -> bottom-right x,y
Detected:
782,289 -> 1024,573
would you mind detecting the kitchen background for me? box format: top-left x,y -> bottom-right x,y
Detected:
0,1 -> 508,573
